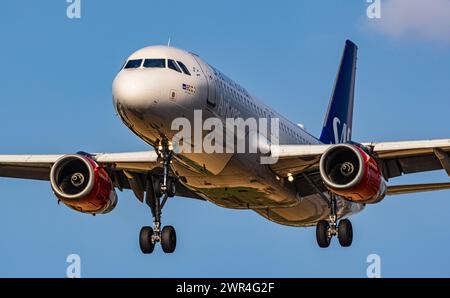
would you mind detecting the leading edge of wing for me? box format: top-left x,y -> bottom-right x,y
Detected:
0,151 -> 158,165
270,144 -> 330,159
363,139 -> 450,158
270,139 -> 450,160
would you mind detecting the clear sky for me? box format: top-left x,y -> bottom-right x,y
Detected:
0,0 -> 450,277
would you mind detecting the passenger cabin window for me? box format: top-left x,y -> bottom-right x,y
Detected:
168,59 -> 182,73
124,59 -> 143,69
177,61 -> 191,75
144,59 -> 165,68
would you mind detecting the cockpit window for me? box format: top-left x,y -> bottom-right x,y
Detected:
168,59 -> 182,73
124,59 -> 142,69
177,61 -> 191,75
143,59 -> 166,68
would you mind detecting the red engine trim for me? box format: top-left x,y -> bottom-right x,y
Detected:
321,145 -> 386,204
51,155 -> 117,214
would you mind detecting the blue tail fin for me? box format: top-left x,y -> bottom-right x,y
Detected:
319,40 -> 358,144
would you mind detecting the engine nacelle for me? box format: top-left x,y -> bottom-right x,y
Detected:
50,154 -> 118,214
319,144 -> 386,204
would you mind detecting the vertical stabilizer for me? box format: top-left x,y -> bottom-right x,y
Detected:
319,40 -> 358,144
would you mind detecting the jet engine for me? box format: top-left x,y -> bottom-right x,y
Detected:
50,154 -> 118,214
319,144 -> 386,204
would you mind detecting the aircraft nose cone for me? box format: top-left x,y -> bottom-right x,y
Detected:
112,71 -> 160,108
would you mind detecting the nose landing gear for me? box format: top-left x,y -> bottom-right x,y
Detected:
139,141 -> 177,254
316,194 -> 353,248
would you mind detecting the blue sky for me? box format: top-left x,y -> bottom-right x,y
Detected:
0,0 -> 450,277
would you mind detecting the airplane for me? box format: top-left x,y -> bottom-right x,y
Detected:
1,40 -> 449,254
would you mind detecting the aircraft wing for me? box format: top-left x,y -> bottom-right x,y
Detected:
270,139 -> 450,196
0,151 -> 159,180
386,182 -> 450,195
0,151 -> 203,201
362,139 -> 450,178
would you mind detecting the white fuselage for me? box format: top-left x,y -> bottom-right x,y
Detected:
112,45 -> 363,227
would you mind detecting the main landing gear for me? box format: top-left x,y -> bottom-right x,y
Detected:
139,141 -> 177,254
316,194 -> 353,248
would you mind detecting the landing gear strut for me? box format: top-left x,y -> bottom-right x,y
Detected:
139,141 -> 177,254
316,193 -> 353,248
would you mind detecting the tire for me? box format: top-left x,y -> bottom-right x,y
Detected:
153,177 -> 163,198
161,225 -> 177,253
316,220 -> 331,248
139,226 -> 155,254
338,219 -> 353,247
153,177 -> 176,197
167,179 -> 176,197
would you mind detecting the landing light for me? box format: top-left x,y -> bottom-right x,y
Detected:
287,174 -> 294,182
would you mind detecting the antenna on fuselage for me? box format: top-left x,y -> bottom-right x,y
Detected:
167,37 -> 171,47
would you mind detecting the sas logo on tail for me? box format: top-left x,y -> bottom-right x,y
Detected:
333,117 -> 351,144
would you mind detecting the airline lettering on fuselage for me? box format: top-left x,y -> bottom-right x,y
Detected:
333,117 -> 351,144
